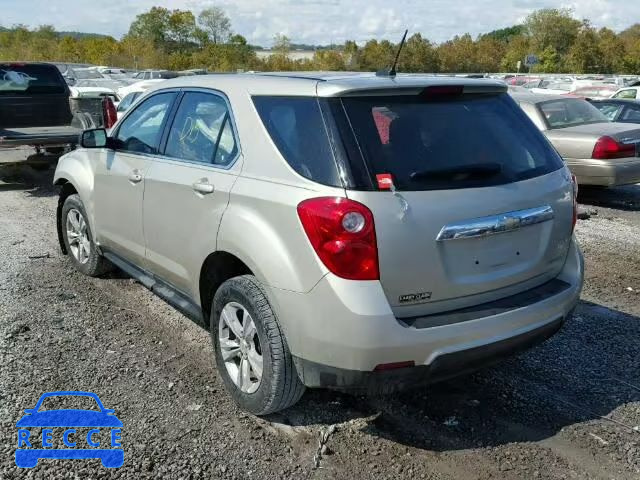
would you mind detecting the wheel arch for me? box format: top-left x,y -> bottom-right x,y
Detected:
55,179 -> 79,255
198,251 -> 253,324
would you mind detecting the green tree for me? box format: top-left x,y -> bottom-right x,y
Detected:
358,39 -> 394,71
128,6 -> 171,46
167,10 -> 196,46
524,8 -> 581,56
597,27 -> 625,73
500,35 -> 530,72
198,6 -> 232,44
481,25 -> 525,42
438,34 -> 478,72
398,33 -> 439,72
566,22 -> 602,73
272,33 -> 291,56
312,50 -> 346,71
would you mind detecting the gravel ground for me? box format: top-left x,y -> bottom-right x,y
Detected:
1,151 -> 639,479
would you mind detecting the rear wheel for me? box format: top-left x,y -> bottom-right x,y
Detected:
61,194 -> 111,277
211,275 -> 305,415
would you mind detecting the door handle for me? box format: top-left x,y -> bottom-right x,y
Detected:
128,171 -> 143,184
192,179 -> 214,195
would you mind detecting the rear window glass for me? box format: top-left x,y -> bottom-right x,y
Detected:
341,93 -> 564,191
253,96 -> 342,187
0,64 -> 66,95
538,98 -> 609,129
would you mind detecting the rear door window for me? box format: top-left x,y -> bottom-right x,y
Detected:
341,93 -> 564,191
621,105 -> 640,123
593,102 -> 623,120
613,89 -> 637,99
0,63 -> 66,95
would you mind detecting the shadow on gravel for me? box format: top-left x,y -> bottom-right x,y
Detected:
277,301 -> 640,452
578,184 -> 640,211
0,164 -> 57,198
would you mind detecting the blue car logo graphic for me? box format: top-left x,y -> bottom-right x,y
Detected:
15,391 -> 123,468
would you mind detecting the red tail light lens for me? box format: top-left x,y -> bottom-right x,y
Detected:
102,97 -> 118,129
297,197 -> 379,280
592,136 -> 635,159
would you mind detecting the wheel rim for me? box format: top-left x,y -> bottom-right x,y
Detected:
219,302 -> 263,394
66,208 -> 91,265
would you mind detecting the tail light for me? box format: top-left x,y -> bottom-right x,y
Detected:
297,197 -> 379,281
571,174 -> 578,233
592,136 -> 635,159
102,97 -> 118,129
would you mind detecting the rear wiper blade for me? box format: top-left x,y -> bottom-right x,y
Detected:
410,162 -> 502,181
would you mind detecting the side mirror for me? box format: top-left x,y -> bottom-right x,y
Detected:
81,128 -> 108,149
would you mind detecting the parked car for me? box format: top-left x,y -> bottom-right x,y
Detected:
570,85 -> 619,100
512,93 -> 640,186
132,70 -> 179,81
116,79 -> 166,105
54,74 -> 583,414
611,87 -> 640,100
589,99 -> 640,124
0,62 -> 111,165
115,84 -> 156,119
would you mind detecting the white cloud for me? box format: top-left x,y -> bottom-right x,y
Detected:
1,0 -> 638,46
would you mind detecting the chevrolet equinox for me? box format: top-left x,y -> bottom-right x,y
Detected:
53,73 -> 584,414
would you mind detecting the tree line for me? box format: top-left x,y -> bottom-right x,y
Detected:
1,7 -> 639,74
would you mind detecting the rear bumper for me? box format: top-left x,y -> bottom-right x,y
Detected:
293,314 -> 567,394
266,238 -> 583,390
567,158 -> 640,186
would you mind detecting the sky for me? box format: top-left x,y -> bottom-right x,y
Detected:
0,0 -> 638,47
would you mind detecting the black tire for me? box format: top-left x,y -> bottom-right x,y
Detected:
61,194 -> 111,277
211,275 -> 305,415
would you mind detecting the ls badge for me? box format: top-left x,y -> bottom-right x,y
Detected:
399,292 -> 432,304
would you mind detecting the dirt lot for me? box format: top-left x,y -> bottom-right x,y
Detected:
1,150 -> 639,479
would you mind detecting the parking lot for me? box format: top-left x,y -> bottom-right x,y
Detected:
1,148 -> 639,479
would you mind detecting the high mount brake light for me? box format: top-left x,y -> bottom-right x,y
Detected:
420,85 -> 464,99
297,197 -> 379,281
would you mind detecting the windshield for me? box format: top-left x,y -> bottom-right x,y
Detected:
0,63 -> 66,95
73,70 -> 104,79
341,92 -> 564,191
538,98 -> 609,129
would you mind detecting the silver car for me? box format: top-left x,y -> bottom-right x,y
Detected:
53,74 -> 584,414
512,93 -> 640,186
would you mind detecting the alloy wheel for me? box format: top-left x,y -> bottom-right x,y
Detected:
66,208 -> 91,265
218,302 -> 263,394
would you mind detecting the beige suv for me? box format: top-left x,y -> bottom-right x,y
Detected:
54,73 -> 584,415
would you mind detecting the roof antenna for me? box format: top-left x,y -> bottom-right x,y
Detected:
376,29 -> 408,77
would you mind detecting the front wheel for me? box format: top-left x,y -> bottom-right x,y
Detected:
61,194 -> 111,277
211,275 -> 305,415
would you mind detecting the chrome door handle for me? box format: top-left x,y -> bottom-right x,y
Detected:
192,180 -> 214,195
128,171 -> 143,184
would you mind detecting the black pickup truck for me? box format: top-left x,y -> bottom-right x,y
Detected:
0,62 -> 112,165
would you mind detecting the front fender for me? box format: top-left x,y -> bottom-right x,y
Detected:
53,149 -> 98,243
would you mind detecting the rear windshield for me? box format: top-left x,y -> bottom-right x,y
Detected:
341,93 -> 564,191
538,98 -> 609,129
0,64 -> 66,95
